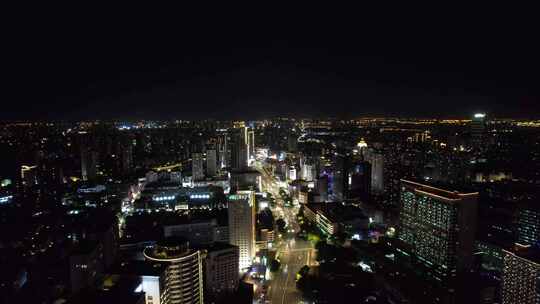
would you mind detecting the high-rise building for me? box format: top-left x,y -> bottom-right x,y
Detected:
471,113 -> 486,148
81,148 -> 98,181
230,127 -> 249,171
501,244 -> 540,304
121,143 -> 133,174
397,179 -> 478,282
227,191 -> 256,270
144,238 -> 204,304
332,153 -> 349,201
201,243 -> 239,301
517,206 -> 540,247
192,153 -> 204,181
247,130 -> 255,162
365,148 -> 384,193
206,149 -> 217,177
218,133 -> 228,169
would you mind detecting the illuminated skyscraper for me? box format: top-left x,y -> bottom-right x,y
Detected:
144,238 -> 204,304
397,179 -> 478,282
192,153 -> 204,181
227,191 -> 256,270
471,113 -> 486,148
501,244 -> 540,304
247,129 -> 255,162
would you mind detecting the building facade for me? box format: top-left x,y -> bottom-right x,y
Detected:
227,191 -> 256,270
397,179 -> 478,282
501,245 -> 540,304
143,239 -> 204,304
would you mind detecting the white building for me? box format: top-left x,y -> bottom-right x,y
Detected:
227,191 -> 256,270
144,239 -> 204,304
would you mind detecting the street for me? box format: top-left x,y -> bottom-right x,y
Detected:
268,238 -> 313,304
255,160 -> 316,304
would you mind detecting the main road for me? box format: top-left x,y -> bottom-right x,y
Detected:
254,160 -> 316,304
268,237 -> 314,304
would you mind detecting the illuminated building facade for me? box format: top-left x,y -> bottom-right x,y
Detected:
517,207 -> 540,247
397,179 -> 478,282
501,245 -> 540,304
227,191 -> 256,270
144,239 -> 204,304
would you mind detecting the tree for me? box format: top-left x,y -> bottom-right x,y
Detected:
269,258 -> 281,272
298,265 -> 310,278
276,218 -> 287,233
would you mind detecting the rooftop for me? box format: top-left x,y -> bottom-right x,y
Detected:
401,179 -> 478,201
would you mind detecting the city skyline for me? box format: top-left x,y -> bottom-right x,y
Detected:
2,7 -> 540,304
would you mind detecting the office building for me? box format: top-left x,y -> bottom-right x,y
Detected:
206,149 -> 217,177
501,244 -> 540,304
144,238 -> 204,304
397,179 -> 478,282
192,153 -> 204,181
227,191 -> 256,270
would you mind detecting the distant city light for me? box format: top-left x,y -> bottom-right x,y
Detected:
474,113 -> 486,118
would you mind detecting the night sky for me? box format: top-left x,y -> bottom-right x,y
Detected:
3,9 -> 539,120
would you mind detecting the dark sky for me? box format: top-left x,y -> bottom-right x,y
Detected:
3,8 -> 539,120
